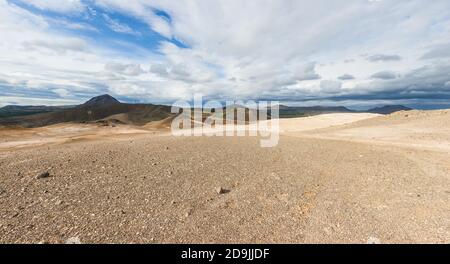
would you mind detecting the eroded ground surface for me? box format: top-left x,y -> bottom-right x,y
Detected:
0,111 -> 449,243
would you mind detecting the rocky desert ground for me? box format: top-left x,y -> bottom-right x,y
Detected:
0,110 -> 449,244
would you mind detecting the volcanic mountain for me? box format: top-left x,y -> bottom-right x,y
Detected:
82,94 -> 120,107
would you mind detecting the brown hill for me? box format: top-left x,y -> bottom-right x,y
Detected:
0,95 -> 174,128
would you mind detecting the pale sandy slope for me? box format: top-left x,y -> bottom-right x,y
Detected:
0,111 -> 449,243
285,110 -> 450,152
277,113 -> 381,132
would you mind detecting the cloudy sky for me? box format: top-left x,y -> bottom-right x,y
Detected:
1,0 -> 450,109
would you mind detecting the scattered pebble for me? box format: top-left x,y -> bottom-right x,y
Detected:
65,236 -> 82,244
216,187 -> 230,195
367,236 -> 381,244
185,209 -> 194,217
36,172 -> 50,179
323,227 -> 332,236
271,173 -> 281,181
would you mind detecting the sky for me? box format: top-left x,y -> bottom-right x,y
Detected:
1,0 -> 450,109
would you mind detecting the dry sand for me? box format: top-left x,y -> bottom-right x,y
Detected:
0,111 -> 449,243
0,124 -> 152,151
278,113 -> 381,132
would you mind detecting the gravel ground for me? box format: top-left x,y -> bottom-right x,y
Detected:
0,131 -> 449,244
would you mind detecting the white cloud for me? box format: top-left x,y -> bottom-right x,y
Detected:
294,63 -> 321,81
53,88 -> 71,98
23,37 -> 89,53
93,0 -> 450,102
105,62 -> 146,76
22,0 -> 85,14
2,0 -> 450,106
420,43 -> 450,60
0,95 -> 80,106
102,13 -> 141,36
320,80 -> 342,94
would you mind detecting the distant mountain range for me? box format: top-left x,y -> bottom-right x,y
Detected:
367,105 -> 412,114
278,105 -> 413,117
0,95 -> 173,128
0,94 -> 414,128
0,105 -> 74,118
278,106 -> 353,118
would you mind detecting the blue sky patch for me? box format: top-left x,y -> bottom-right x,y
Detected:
8,0 -> 186,56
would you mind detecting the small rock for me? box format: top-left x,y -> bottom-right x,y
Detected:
185,209 -> 194,217
65,236 -> 82,244
271,173 -> 281,181
215,187 -> 229,195
367,236 -> 381,244
36,172 -> 50,179
323,227 -> 332,236
55,200 -> 63,205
